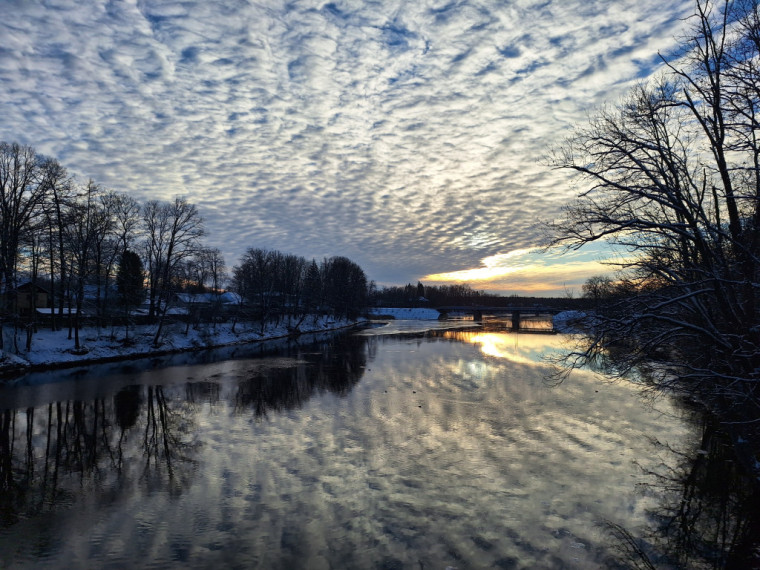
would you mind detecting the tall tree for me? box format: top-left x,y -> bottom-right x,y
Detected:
39,157 -> 73,332
205,247 -> 226,293
95,191 -> 141,321
0,142 -> 48,348
321,256 -> 368,320
233,248 -> 278,330
142,197 -> 204,346
116,250 -> 145,342
302,259 -> 322,315
65,180 -> 111,351
549,0 -> 760,410
280,253 -> 305,320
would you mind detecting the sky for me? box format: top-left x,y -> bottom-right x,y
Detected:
0,0 -> 695,295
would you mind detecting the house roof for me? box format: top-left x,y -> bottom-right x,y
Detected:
16,281 -> 51,293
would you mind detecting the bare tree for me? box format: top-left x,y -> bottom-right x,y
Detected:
39,158 -> 74,332
549,0 -> 760,411
64,180 -> 112,351
96,191 -> 142,321
142,197 -> 204,346
0,142 -> 48,349
184,247 -> 219,293
582,276 -> 615,306
204,247 -> 226,293
233,248 -> 277,332
321,256 -> 368,320
176,247 -> 227,324
105,191 -> 141,255
18,216 -> 47,352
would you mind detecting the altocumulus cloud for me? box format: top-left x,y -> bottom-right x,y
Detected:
0,0 -> 693,293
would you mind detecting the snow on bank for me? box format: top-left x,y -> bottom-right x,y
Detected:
369,307 -> 441,320
552,310 -> 587,334
0,316 -> 361,375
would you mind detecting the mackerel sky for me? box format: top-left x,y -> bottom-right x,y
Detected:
1,0 -> 694,294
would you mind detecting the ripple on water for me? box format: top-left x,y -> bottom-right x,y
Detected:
0,332 -> 694,569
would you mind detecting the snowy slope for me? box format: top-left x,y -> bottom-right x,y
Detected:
0,316 -> 361,375
369,307 -> 441,320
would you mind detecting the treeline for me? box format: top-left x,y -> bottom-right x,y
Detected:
373,281 -> 587,309
232,249 -> 368,325
0,141 -> 370,352
373,282 -> 481,307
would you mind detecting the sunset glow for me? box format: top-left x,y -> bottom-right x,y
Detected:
423,244 -> 623,295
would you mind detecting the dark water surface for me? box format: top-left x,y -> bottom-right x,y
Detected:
0,323 -> 730,568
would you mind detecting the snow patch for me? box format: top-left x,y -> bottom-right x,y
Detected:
370,307 -> 441,320
552,310 -> 587,333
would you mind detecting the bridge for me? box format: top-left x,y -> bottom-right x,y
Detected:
436,305 -> 563,332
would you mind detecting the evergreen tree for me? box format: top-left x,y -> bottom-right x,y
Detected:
303,259 -> 322,314
116,250 -> 145,341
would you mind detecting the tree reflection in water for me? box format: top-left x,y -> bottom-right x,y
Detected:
0,333 -> 368,534
141,385 -> 200,496
604,414 -> 760,569
233,334 -> 367,418
1,401 -> 112,527
0,384 -> 200,528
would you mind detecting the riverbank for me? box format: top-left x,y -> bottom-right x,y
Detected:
0,309 -> 584,379
0,316 -> 365,378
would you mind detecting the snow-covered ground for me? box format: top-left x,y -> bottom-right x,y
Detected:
369,307 -> 441,320
0,316 -> 361,375
552,310 -> 587,333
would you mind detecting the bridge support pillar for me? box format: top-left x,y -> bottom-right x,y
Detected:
511,310 -> 521,331
473,310 -> 483,322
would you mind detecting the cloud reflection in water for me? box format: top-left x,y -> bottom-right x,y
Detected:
0,331 -> 696,568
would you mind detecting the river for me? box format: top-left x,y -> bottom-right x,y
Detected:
0,320 -> 755,568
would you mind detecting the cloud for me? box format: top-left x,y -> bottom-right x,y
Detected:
423,242 -> 628,295
0,0 -> 694,292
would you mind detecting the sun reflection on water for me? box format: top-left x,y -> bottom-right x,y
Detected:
442,330 -> 569,365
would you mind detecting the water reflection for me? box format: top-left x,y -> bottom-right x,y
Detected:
440,329 -> 569,365
603,416 -> 760,569
0,385 -> 200,532
0,328 -> 756,568
0,335 -> 368,541
357,318 -> 479,335
233,335 -> 367,418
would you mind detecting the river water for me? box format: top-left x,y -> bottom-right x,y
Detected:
0,320 -> 737,568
